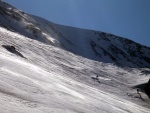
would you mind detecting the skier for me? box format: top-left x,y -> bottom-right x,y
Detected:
137,88 -> 145,101
137,88 -> 140,94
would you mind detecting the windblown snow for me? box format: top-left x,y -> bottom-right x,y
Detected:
0,1 -> 150,113
0,26 -> 150,113
0,1 -> 150,68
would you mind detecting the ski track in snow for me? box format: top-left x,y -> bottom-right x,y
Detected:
0,52 -> 149,113
0,27 -> 150,113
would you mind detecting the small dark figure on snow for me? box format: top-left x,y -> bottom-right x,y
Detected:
96,75 -> 99,79
91,75 -> 100,84
137,89 -> 140,94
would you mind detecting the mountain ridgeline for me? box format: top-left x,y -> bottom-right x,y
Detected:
0,1 -> 150,68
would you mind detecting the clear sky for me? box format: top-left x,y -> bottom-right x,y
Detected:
4,0 -> 150,47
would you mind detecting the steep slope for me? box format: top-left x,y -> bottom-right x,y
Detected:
0,1 -> 55,44
31,16 -> 150,68
0,25 -> 150,113
0,1 -> 150,68
0,1 -> 150,113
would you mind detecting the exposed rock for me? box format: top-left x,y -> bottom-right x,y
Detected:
2,45 -> 26,58
145,79 -> 150,98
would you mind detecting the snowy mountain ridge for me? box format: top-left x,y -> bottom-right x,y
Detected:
0,1 -> 150,68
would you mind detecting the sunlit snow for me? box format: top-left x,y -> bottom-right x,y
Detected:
0,1 -> 150,113
0,26 -> 150,113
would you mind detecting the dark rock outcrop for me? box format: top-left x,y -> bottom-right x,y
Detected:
2,45 -> 25,58
145,79 -> 150,98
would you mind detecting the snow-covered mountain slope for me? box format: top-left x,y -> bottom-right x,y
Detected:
0,25 -> 150,113
0,1 -> 150,68
0,1 -> 150,113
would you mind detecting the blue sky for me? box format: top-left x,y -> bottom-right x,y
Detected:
4,0 -> 150,47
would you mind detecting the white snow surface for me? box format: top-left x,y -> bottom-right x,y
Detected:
0,1 -> 150,113
0,27 -> 150,113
